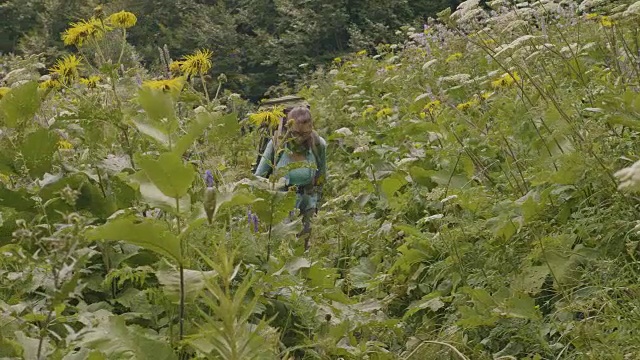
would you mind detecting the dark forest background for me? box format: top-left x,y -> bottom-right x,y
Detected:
0,0 -> 461,100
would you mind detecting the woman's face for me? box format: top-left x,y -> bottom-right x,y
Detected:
290,120 -> 313,145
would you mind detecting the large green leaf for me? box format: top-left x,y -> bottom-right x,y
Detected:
20,128 -> 58,178
0,81 -> 41,128
128,171 -> 190,215
86,217 -> 182,264
137,152 -> 195,199
155,268 -> 217,303
76,315 -> 177,360
136,87 -> 177,131
0,184 -> 35,211
173,111 -> 217,156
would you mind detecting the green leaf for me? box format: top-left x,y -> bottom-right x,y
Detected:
137,152 -> 195,198
20,128 -> 58,178
381,173 -> 407,198
131,118 -> 170,148
349,257 -> 376,289
136,87 -> 177,131
404,293 -> 445,320
86,218 -> 182,264
409,166 -> 434,187
156,268 -> 217,303
77,315 -> 177,360
128,171 -> 190,215
0,81 -> 41,128
503,293 -> 541,320
173,111 -> 216,156
0,184 -> 35,211
212,112 -> 240,140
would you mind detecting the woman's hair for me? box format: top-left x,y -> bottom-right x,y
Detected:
286,106 -> 319,150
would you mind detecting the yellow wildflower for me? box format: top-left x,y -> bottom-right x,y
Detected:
423,100 -> 441,115
480,91 -> 494,100
248,106 -> 285,128
491,71 -> 521,89
600,16 -> 614,28
58,139 -> 74,150
585,13 -> 599,20
180,49 -> 213,77
376,107 -> 393,118
142,77 -> 185,92
361,106 -> 375,117
61,17 -> 111,47
39,79 -> 62,90
0,87 -> 10,100
107,10 -> 137,29
456,98 -> 479,111
446,52 -> 463,63
169,60 -> 183,74
333,57 -> 342,64
385,65 -> 396,71
356,49 -> 367,56
50,55 -> 82,84
80,75 -> 101,89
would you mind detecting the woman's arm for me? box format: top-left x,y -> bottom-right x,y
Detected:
254,139 -> 275,177
316,137 -> 327,185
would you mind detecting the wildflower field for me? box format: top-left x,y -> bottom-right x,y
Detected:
2,0 -> 640,358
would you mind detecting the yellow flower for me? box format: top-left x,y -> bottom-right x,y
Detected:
0,87 -> 10,100
50,55 -> 82,84
423,100 -> 441,115
248,106 -> 285,128
600,16 -> 614,28
80,75 -> 101,89
376,107 -> 393,118
333,57 -> 342,64
585,13 -> 599,20
142,77 -> 185,92
361,106 -> 375,117
456,97 -> 480,111
169,60 -> 183,74
58,139 -> 74,150
39,79 -> 62,90
356,49 -> 367,56
180,49 -> 213,77
491,71 -> 521,89
480,91 -> 494,100
385,65 -> 396,71
446,52 -> 463,63
62,17 -> 111,47
107,10 -> 137,29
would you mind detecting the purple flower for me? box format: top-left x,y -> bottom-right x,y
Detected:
252,214 -> 259,233
204,170 -> 215,187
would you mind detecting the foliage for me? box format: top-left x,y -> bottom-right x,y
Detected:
3,1 -> 640,359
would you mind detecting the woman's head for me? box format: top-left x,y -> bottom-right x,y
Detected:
286,106 -> 315,148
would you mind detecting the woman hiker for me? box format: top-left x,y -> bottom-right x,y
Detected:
254,106 -> 327,250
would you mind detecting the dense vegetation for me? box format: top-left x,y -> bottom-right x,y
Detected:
2,0 -> 640,359
0,0 -> 459,100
